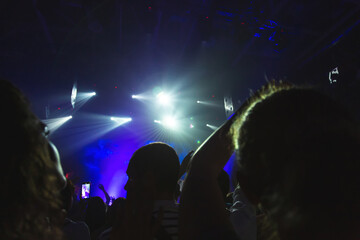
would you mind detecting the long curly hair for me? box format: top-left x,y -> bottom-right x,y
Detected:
231,81 -> 360,239
0,79 -> 63,240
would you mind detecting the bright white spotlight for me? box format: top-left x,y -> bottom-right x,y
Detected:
42,115 -> 73,134
110,117 -> 132,126
196,100 -> 222,108
132,94 -> 143,99
80,92 -> 97,97
131,94 -> 148,100
156,92 -> 171,106
206,124 -> 218,131
72,92 -> 97,111
163,116 -> 178,129
71,82 -> 77,108
154,116 -> 179,130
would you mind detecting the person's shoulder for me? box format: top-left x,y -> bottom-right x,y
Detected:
164,203 -> 179,211
76,221 -> 90,229
64,218 -> 90,231
97,227 -> 112,240
63,219 -> 91,240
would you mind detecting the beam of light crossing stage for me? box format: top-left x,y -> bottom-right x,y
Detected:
206,124 -> 218,131
196,100 -> 222,108
73,92 -> 97,110
110,117 -> 132,126
131,94 -> 143,99
42,115 -> 72,134
58,113 -> 133,152
131,93 -> 151,100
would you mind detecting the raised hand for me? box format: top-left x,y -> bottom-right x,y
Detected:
178,150 -> 194,178
180,103 -> 249,240
98,183 -> 105,191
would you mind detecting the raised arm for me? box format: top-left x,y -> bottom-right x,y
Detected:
98,184 -> 111,206
178,150 -> 194,178
179,106 -> 247,240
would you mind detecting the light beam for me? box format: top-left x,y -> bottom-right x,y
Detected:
42,115 -> 73,134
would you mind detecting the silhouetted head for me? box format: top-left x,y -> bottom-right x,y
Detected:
106,197 -> 126,227
231,82 -> 360,239
0,79 -> 64,239
125,142 -> 180,199
85,197 -> 107,232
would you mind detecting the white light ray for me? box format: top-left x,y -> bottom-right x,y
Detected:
206,124 -> 218,131
71,82 -> 77,108
154,116 -> 179,130
58,113 -> 133,151
73,92 -> 97,110
110,117 -> 132,126
43,115 -> 72,134
196,100 -> 222,108
156,92 -> 172,106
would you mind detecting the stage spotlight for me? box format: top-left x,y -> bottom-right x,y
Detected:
71,82 -> 77,108
154,116 -> 178,130
196,100 -> 222,108
156,92 -> 171,106
131,94 -> 147,100
163,116 -> 178,129
42,115 -> 73,134
110,117 -> 132,126
206,124 -> 218,131
81,92 -> 97,97
72,91 -> 97,111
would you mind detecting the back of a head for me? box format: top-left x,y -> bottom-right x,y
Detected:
106,197 -> 126,227
85,197 -> 107,232
129,142 -> 180,194
232,82 -> 360,239
0,79 -> 63,239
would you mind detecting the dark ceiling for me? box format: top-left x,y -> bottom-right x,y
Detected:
1,0 -> 360,110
